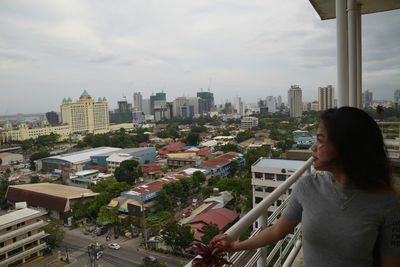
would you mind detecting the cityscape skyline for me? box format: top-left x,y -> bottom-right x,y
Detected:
0,1 -> 399,115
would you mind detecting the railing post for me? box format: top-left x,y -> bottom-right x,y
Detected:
257,214 -> 267,267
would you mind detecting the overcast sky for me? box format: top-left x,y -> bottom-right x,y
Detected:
0,0 -> 399,115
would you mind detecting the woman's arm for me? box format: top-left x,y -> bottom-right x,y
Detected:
213,216 -> 298,252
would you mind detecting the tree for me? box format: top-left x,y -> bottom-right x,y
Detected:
42,220 -> 65,248
155,189 -> 173,211
220,143 -> 240,153
97,206 -> 119,225
114,160 -> 142,185
186,132 -> 200,146
161,220 -> 194,254
30,175 -> 40,184
145,211 -> 173,229
201,223 -> 220,245
229,160 -> 240,177
29,149 -> 50,170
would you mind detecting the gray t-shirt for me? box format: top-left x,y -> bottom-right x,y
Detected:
283,173 -> 400,267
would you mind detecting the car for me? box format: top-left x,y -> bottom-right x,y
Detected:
96,250 -> 103,260
142,256 -> 157,263
95,226 -> 107,236
108,243 -> 120,250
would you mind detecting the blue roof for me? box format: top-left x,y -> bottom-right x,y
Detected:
103,97 -> 107,101
253,158 -> 306,170
20,119 -> 26,123
43,116 -> 47,121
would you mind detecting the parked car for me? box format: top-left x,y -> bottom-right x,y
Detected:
95,226 -> 107,236
108,243 -> 120,250
142,256 -> 157,263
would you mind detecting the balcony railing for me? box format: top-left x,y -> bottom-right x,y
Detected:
377,122 -> 400,159
186,157 -> 313,267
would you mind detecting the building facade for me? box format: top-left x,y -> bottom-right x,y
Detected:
133,92 -> 143,111
251,158 -> 307,219
362,90 -> 373,108
61,90 -> 109,134
318,85 -> 335,110
240,117 -> 258,130
288,85 -> 303,117
0,208 -> 48,267
197,91 -> 214,112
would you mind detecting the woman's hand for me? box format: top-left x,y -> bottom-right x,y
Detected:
212,234 -> 237,252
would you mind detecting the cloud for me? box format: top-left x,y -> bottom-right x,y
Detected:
0,0 -> 399,114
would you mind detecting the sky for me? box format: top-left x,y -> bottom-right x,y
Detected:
0,0 -> 399,115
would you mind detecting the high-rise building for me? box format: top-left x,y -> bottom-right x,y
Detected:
117,99 -> 130,113
266,96 -> 276,113
45,111 -> 59,126
234,96 -> 244,116
362,90 -> 373,108
277,96 -> 282,109
150,92 -> 166,115
142,98 -> 150,115
133,92 -> 143,111
187,97 -> 200,115
173,97 -> 187,117
61,90 -> 109,134
288,85 -> 303,117
394,89 -> 400,103
197,91 -> 214,112
318,85 -> 335,110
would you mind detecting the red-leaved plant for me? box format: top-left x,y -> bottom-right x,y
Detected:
186,241 -> 232,267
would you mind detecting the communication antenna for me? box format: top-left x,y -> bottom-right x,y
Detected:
208,77 -> 212,91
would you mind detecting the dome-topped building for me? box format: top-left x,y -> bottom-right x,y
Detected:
61,90 -> 109,134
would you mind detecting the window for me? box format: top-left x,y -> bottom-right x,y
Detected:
254,172 -> 263,179
265,173 -> 275,179
6,227 -> 12,231
255,186 -> 263,192
277,200 -> 282,206
277,174 -> 286,181
265,186 -> 275,193
13,237 -> 16,243
255,197 -> 263,204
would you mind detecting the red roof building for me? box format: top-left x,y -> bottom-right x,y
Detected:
186,208 -> 239,241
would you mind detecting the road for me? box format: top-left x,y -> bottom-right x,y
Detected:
52,227 -> 188,267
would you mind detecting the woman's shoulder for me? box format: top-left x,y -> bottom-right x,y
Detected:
297,172 -> 331,186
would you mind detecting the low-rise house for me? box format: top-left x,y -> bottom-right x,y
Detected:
200,152 -> 245,178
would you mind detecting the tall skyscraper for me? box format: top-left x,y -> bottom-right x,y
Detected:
394,89 -> 400,103
362,90 -> 373,108
133,92 -> 143,111
288,85 -> 303,117
142,98 -> 151,115
150,92 -> 166,115
117,99 -> 130,113
266,96 -> 276,113
197,91 -> 214,112
277,96 -> 282,109
61,90 -> 109,133
234,96 -> 244,116
173,97 -> 187,117
46,111 -> 59,126
318,85 -> 335,111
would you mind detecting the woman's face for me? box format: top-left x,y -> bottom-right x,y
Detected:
311,123 -> 339,171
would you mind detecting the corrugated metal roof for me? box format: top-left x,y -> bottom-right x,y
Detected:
46,147 -> 121,164
0,208 -> 41,228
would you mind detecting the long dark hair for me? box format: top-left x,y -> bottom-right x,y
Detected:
320,107 -> 392,191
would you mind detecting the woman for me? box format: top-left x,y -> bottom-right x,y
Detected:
213,107 -> 400,267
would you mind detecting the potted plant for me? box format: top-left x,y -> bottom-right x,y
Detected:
186,241 -> 231,267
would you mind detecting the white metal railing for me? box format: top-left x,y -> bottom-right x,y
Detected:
186,157 -> 313,267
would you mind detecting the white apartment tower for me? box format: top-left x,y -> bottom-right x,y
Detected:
133,92 -> 143,111
318,85 -> 335,110
61,90 -> 109,134
266,96 -> 276,113
288,85 -> 303,117
234,96 -> 244,116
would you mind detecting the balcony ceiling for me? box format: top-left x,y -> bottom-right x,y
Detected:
309,0 -> 400,20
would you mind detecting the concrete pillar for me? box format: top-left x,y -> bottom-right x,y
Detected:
336,0 -> 349,107
257,214 -> 267,267
356,4 -> 362,108
348,0 -> 357,107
